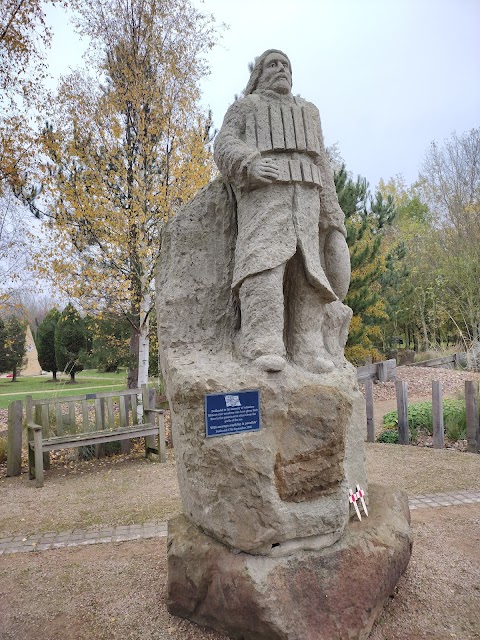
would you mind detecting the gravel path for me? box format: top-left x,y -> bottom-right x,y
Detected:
1,505 -> 479,640
2,488 -> 480,556
0,365 -> 479,639
368,364 -> 480,402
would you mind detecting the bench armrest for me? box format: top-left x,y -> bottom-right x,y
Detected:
27,422 -> 43,433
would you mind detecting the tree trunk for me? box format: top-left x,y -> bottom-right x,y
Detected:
137,292 -> 150,388
128,325 -> 139,389
70,372 -> 75,382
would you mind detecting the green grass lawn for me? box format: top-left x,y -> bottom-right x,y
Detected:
0,370 -> 128,409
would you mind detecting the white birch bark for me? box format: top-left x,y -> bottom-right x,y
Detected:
137,289 -> 151,420
137,290 -> 151,388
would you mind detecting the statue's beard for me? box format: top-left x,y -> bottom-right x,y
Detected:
258,77 -> 291,95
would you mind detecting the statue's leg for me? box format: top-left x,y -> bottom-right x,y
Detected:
238,264 -> 286,372
285,252 -> 335,374
323,301 -> 353,361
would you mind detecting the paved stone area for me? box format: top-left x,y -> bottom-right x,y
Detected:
408,489 -> 480,510
0,520 -> 167,555
1,491 -> 479,555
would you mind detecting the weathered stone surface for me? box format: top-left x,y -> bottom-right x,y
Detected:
156,173 -> 367,555
167,483 -> 412,640
162,348 -> 367,554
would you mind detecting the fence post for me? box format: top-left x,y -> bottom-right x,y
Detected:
158,411 -> 167,463
95,398 -> 106,459
377,361 -> 389,383
120,394 -> 131,454
7,400 -> 23,477
395,380 -> 409,445
465,381 -> 479,454
432,381 -> 444,449
144,387 -> 156,453
168,418 -> 174,449
364,379 -> 375,442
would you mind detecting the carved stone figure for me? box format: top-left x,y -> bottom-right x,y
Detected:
156,49 -> 412,640
214,49 -> 351,373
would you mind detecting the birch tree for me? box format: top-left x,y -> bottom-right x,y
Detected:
0,0 -> 62,195
418,128 -> 480,343
35,0 -> 218,387
0,192 -> 34,311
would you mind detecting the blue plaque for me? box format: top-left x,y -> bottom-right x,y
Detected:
205,389 -> 261,438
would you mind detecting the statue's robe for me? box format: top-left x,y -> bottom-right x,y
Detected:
213,89 -> 346,301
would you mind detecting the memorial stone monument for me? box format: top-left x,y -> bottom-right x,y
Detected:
156,49 -> 412,640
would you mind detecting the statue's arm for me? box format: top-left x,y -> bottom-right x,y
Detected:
313,107 -> 347,236
214,100 -> 260,190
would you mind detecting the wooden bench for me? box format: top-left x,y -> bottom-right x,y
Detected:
26,385 -> 166,488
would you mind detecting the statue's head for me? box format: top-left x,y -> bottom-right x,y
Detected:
245,49 -> 292,96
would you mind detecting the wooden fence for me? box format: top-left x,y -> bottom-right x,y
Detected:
409,353 -> 464,369
358,358 -> 479,452
362,373 -> 480,452
7,359 -> 479,475
393,379 -> 479,452
357,359 -> 397,443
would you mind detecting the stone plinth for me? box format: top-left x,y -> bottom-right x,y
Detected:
167,483 -> 412,640
164,350 -> 367,555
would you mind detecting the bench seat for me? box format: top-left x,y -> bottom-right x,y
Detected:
27,385 -> 166,487
29,423 -> 160,452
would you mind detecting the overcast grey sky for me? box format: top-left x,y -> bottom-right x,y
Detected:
45,0 -> 480,191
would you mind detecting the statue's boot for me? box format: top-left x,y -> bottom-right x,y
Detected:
238,267 -> 286,372
284,253 -> 335,374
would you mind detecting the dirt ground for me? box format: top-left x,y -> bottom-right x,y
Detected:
0,450 -> 182,537
1,365 -> 480,639
0,503 -> 478,640
1,444 -> 479,640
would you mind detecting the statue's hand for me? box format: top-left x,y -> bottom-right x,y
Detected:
248,157 -> 279,184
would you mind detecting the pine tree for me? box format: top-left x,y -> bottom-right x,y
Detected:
1,316 -> 27,380
84,314 -> 131,373
334,165 -> 396,364
0,318 -> 7,373
54,304 -> 86,381
36,308 -> 60,380
377,175 -> 431,350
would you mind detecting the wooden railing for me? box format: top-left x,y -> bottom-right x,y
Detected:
356,358 -> 396,383
392,378 -> 479,452
408,353 -> 463,368
357,359 -> 397,443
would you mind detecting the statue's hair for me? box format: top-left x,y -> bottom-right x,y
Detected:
244,49 -> 292,95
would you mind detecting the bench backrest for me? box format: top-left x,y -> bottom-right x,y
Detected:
26,385 -> 153,438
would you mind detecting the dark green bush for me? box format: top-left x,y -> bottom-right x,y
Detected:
444,401 -> 467,441
377,429 -> 399,444
382,398 -> 469,441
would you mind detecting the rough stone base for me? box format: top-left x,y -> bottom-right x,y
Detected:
167,483 -> 412,640
162,350 -> 368,554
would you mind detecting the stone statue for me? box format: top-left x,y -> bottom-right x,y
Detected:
156,49 -> 412,640
214,49 -> 351,373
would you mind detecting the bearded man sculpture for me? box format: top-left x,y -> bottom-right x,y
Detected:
158,49 -> 412,640
214,49 -> 351,373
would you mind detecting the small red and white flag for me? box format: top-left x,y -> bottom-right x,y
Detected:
355,485 -> 368,517
348,489 -> 362,520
